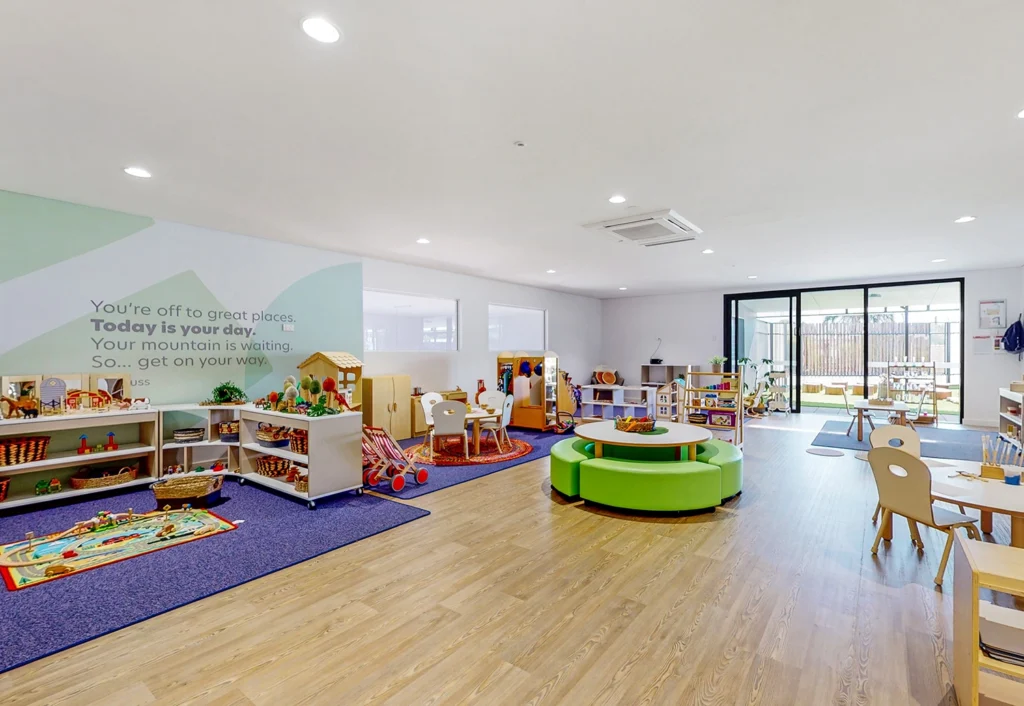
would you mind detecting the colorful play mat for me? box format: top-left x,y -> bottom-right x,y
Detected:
1,507 -> 236,590
407,436 -> 533,466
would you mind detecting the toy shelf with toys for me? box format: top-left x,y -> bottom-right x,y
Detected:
684,370 -> 743,446
159,403 -> 244,477
579,385 -> 655,422
0,408 -> 160,510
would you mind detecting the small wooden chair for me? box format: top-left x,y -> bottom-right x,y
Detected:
481,394 -> 513,452
868,446 -> 979,585
869,425 -> 966,523
842,388 -> 875,436
419,392 -> 444,446
429,401 -> 469,460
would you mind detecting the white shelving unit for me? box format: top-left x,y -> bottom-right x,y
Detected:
159,403 -> 244,473
237,406 -> 363,509
999,388 -> 1022,452
579,385 -> 654,422
640,364 -> 696,389
0,408 -> 159,510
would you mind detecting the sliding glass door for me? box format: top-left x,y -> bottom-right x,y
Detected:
724,278 -> 964,423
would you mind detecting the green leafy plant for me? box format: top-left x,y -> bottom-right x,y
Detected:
737,357 -> 774,405
709,355 -> 728,366
207,381 -> 246,404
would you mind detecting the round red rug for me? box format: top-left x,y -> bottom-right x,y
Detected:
407,436 -> 534,466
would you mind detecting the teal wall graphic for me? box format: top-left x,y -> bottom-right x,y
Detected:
0,189 -> 363,403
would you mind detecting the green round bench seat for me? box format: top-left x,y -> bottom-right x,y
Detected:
549,437 -> 594,497
696,439 -> 744,500
579,458 -> 721,512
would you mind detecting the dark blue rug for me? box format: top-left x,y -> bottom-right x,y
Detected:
391,428 -> 563,499
0,482 -> 428,674
810,420 -> 986,460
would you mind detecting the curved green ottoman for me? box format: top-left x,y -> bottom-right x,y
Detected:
579,458 -> 721,512
550,437 -> 594,497
602,444 -> 677,462
696,440 -> 744,500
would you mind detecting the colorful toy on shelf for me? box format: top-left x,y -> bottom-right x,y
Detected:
77,434 -> 90,455
297,352 -> 363,409
104,432 -> 118,451
0,476 -> 9,502
0,504 -> 236,589
33,480 -> 49,496
47,478 -> 61,494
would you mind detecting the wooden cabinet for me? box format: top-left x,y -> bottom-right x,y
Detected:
411,389 -> 469,436
362,375 -> 412,440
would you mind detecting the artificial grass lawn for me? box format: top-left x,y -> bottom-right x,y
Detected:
799,389 -> 961,415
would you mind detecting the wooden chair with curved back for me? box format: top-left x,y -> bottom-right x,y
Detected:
867,446 -> 979,585
429,400 -> 469,461
419,392 -> 444,446
869,425 -> 964,523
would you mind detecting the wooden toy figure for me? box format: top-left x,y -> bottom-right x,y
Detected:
105,432 -> 118,451
77,434 -> 89,455
34,480 -> 49,495
25,531 -> 34,549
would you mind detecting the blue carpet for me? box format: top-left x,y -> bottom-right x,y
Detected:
0,482 -> 428,674
390,428 -> 563,499
810,420 -> 986,460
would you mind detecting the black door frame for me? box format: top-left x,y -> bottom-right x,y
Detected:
723,277 -> 965,423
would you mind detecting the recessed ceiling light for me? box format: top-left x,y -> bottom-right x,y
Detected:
608,195 -> 626,204
546,269 -> 556,274
123,166 -> 151,179
416,238 -> 430,244
302,17 -> 341,43
931,258 -> 947,263
747,275 -> 758,279
1017,108 -> 1024,119
701,248 -> 714,255
954,215 -> 975,223
618,287 -> 628,291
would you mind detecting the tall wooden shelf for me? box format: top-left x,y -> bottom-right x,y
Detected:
954,534 -> 1024,706
684,371 -> 743,446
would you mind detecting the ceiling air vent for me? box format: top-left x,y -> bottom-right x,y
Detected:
585,209 -> 702,247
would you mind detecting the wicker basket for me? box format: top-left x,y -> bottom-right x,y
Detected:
256,423 -> 290,448
217,421 -> 240,443
294,476 -> 309,493
0,436 -> 51,466
255,455 -> 290,476
152,475 -> 224,508
70,464 -> 139,490
173,427 -> 206,443
290,429 -> 309,455
614,417 -> 656,433
687,412 -> 709,425
0,476 -> 9,502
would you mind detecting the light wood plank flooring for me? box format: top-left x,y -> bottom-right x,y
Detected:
1,414 -> 1005,705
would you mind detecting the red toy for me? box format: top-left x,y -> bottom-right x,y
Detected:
104,432 -> 118,451
362,425 -> 428,492
77,434 -> 89,455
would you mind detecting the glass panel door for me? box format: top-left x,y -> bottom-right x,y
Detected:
729,296 -> 796,413
799,289 -> 866,413
867,282 -> 962,424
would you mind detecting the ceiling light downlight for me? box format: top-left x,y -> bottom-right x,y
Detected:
954,215 -> 975,223
546,269 -> 556,274
619,287 -> 627,291
123,166 -> 151,178
1017,108 -> 1024,119
701,249 -> 714,255
747,275 -> 758,280
416,238 -> 430,244
931,258 -> 947,263
608,195 -> 626,204
302,17 -> 341,43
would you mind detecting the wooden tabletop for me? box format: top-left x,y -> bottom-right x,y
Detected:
931,461 -> 1024,516
574,420 -> 711,447
464,408 -> 500,422
854,399 -> 909,412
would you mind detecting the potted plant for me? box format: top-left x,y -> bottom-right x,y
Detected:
737,357 -> 774,413
709,355 -> 728,374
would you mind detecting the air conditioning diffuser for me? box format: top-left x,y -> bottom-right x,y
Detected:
585,209 -> 702,247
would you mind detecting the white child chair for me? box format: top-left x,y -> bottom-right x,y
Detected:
481,394 -> 514,452
429,400 -> 469,460
479,390 -> 507,411
869,424 -> 965,523
419,392 -> 444,446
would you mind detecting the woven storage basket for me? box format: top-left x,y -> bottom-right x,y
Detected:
70,464 -> 138,490
173,427 -> 206,443
688,412 -> 709,424
256,423 -> 290,448
0,476 -> 9,502
289,429 -> 308,455
614,417 -> 655,433
294,476 -> 309,493
256,455 -> 290,476
217,421 -> 240,443
152,475 -> 224,508
0,436 -> 51,466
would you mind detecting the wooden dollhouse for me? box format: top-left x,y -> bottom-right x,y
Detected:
296,352 -> 363,409
496,351 -> 573,430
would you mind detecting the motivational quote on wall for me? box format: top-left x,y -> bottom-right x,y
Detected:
88,300 -> 295,375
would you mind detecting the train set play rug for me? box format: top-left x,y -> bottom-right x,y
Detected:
406,436 -> 533,466
0,507 -> 236,590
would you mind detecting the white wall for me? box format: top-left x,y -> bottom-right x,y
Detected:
361,259 -> 603,393
601,267 -> 1024,427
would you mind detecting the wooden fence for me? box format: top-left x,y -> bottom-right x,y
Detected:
799,320 -> 953,378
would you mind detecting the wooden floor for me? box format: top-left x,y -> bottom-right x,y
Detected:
1,414 -> 1008,705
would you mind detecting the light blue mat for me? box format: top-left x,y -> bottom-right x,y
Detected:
810,420 -> 987,461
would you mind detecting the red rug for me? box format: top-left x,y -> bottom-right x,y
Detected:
407,436 -> 533,466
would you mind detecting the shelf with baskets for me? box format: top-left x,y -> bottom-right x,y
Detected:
0,409 -> 160,510
684,371 -> 742,446
887,361 -> 939,422
160,404 -> 243,475
237,406 -> 362,509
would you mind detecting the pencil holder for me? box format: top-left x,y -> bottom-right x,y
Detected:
1005,469 -> 1021,486
980,464 -> 1004,480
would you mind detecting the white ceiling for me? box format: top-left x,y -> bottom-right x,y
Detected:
2,1 -> 1023,299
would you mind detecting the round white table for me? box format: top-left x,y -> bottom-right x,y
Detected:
574,420 -> 712,461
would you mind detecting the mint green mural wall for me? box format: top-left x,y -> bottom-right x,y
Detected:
0,190 -> 362,403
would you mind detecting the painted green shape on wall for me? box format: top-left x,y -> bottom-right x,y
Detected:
0,190 -> 154,284
244,262 -> 363,398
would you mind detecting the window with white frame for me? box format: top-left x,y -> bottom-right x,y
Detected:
363,290 -> 459,352
488,304 -> 546,351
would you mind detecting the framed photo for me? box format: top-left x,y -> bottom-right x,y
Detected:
979,299 -> 1007,330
